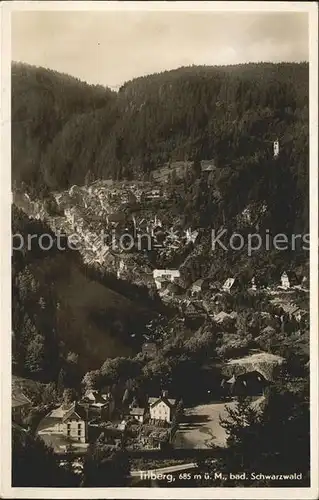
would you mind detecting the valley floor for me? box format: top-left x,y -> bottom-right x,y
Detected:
174,401 -> 232,449
175,397 -> 264,449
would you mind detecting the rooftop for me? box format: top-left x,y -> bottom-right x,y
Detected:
227,352 -> 284,366
191,278 -> 205,288
12,391 -> 31,408
214,311 -> 238,323
148,396 -> 176,408
223,277 -> 236,289
47,405 -> 70,419
80,390 -> 113,405
130,407 -> 145,416
62,403 -> 87,423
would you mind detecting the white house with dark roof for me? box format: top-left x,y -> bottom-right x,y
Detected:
128,407 -> 146,423
279,271 -> 300,290
222,277 -> 237,292
141,188 -> 162,201
153,269 -> 180,290
37,402 -> 88,448
79,390 -> 115,421
185,228 -> 199,244
201,159 -> 216,173
251,277 -> 257,291
62,404 -> 88,443
280,272 -> 290,289
148,392 -> 176,423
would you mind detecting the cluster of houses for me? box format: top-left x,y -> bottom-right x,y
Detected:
37,402 -> 88,445
61,180 -> 168,212
53,179 -> 197,266
153,269 -> 181,290
148,269 -> 309,332
12,384 -> 178,453
152,269 -> 309,298
125,391 -> 176,426
44,182 -> 177,271
12,171 -> 309,462
47,194 -> 195,278
25,181 -> 309,304
34,390 -> 115,448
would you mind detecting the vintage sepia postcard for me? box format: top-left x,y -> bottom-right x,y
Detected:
0,1 -> 318,499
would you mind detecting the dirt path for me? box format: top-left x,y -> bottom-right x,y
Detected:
175,401 -> 236,449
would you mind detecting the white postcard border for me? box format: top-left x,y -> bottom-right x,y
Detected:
1,2 -> 318,499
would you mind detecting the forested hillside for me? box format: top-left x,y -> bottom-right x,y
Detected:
12,62 -> 309,231
12,65 -> 307,172
12,205 -> 157,383
11,61 -> 310,484
12,62 -> 116,191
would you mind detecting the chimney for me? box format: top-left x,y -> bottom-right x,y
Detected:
161,390 -> 168,398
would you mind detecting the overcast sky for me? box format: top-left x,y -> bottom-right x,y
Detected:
12,10 -> 309,88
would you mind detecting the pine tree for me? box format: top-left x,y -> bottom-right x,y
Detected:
57,367 -> 66,396
192,158 -> 202,177
81,443 -> 130,486
62,388 -> 75,406
24,334 -> 45,375
201,375 -> 310,487
219,397 -> 261,468
12,430 -> 69,486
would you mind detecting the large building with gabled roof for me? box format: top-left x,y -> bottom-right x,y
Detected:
148,391 -> 176,423
37,402 -> 88,449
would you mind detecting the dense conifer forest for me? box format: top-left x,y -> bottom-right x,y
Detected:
12,62 -> 308,230
11,62 -> 310,486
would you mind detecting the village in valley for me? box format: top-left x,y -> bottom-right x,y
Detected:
9,9 -> 312,485
12,156 -> 310,480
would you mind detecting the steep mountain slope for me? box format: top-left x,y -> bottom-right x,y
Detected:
12,205 -> 154,379
12,62 -> 115,190
12,62 -> 309,232
29,253 -> 150,369
12,62 -> 308,186
11,62 -> 309,301
117,62 -> 308,165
